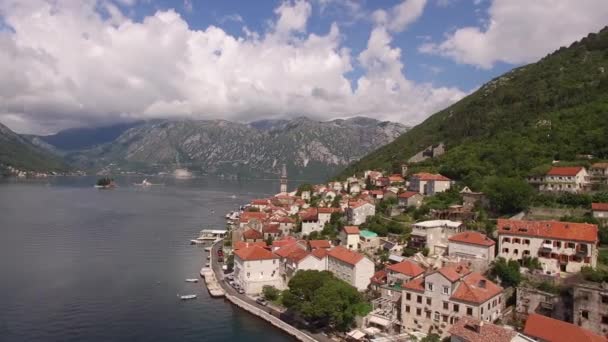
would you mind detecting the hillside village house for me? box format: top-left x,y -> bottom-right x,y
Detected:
282,248 -> 328,281
523,313 -> 607,342
400,265 -> 503,336
233,245 -> 283,295
327,246 -> 375,291
449,317 -> 530,342
299,207 -> 335,235
448,231 -> 496,268
408,173 -> 452,196
340,226 -> 361,250
591,202 -> 608,220
527,166 -> 590,193
346,200 -> 376,225
572,281 -> 608,337
359,229 -> 380,253
589,162 -> 608,186
410,220 -> 464,256
497,219 -> 599,274
398,191 -> 424,208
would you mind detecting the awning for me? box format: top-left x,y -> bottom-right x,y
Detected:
369,315 -> 391,327
347,329 -> 366,340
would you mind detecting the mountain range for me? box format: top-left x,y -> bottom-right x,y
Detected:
0,122 -> 66,173
340,27 -> 608,190
0,117 -> 408,179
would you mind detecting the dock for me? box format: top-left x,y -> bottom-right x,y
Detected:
200,247 -> 225,297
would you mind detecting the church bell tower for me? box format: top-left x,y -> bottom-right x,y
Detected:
280,164 -> 288,194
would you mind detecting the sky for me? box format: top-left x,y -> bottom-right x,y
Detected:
1,0 -> 607,134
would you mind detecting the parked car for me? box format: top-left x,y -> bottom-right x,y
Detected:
256,298 -> 268,306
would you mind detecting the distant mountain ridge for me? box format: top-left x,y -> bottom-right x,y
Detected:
0,123 -> 66,172
37,121 -> 144,151
339,26 -> 608,189
68,116 -> 409,179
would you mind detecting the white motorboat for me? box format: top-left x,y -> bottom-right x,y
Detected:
190,239 -> 205,245
179,294 -> 197,300
185,278 -> 199,283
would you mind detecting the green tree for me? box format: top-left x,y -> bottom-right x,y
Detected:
296,183 -> 313,196
483,177 -> 533,215
489,257 -> 522,287
282,270 -> 371,330
420,334 -> 441,342
262,285 -> 280,301
265,235 -> 274,246
331,195 -> 342,208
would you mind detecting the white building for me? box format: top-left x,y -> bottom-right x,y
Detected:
497,219 -> 599,274
347,200 -> 375,225
401,265 -> 503,337
282,248 -> 328,280
398,191 -> 424,208
410,220 -> 464,256
327,246 -> 375,291
233,245 -> 283,295
340,226 -> 361,251
448,231 -> 496,264
527,166 -> 590,193
408,173 -> 452,196
592,202 -> 608,220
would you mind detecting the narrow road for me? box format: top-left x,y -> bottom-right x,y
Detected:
209,239 -> 335,342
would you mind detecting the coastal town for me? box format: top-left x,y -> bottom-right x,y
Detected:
200,163 -> 608,342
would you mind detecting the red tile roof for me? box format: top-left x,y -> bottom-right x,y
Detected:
524,314 -> 607,342
311,248 -> 328,259
398,191 -> 420,198
497,219 -> 598,243
240,211 -> 268,221
286,249 -> 310,263
386,260 -> 424,278
318,207 -> 340,214
388,175 -> 405,183
449,231 -> 495,247
234,241 -> 267,250
242,228 -> 264,240
370,190 -> 384,196
451,272 -> 502,304
272,236 -> 297,248
449,317 -> 516,342
592,202 -> 608,211
403,276 -> 425,292
438,265 -> 471,282
327,246 -> 364,265
275,243 -> 306,258
262,223 -> 280,234
234,245 -> 278,261
309,240 -> 331,249
271,216 -> 295,223
343,226 -> 360,234
546,166 -> 584,176
251,199 -> 269,205
412,172 -> 451,181
370,270 -> 388,285
349,200 -> 373,209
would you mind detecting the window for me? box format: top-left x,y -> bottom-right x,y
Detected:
453,304 -> 459,313
427,282 -> 434,291
523,250 -> 530,256
602,295 -> 608,304
434,312 -> 440,322
426,297 -> 432,305
416,308 -> 421,316
443,286 -> 450,295
466,307 -> 473,316
442,315 -> 448,323
406,293 -> 411,301
544,240 -> 552,244
580,291 -> 590,301
513,249 -> 519,255
582,310 -> 589,319
247,272 -> 250,278
405,305 -> 410,313
502,248 -> 509,253
443,301 -> 449,310
481,307 -> 484,315
503,237 -> 511,243
426,311 -> 431,318
554,241 -> 561,248
513,238 -> 521,244
602,316 -> 608,325
417,295 -> 422,304
524,239 -> 530,245
567,242 -> 575,249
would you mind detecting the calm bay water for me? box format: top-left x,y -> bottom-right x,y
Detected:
0,176 -> 300,342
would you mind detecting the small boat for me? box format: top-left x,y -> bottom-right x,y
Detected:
179,294 -> 197,300
190,239 -> 204,245
185,278 -> 199,283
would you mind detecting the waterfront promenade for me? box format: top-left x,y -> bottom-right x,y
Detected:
207,239 -> 334,342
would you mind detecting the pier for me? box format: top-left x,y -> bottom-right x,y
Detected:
200,246 -> 225,297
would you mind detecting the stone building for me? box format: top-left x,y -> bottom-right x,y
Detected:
573,281 -> 608,337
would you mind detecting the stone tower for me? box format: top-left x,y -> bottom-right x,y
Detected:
401,164 -> 409,177
280,163 -> 288,194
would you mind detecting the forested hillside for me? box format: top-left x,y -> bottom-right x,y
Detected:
340,26 -> 608,192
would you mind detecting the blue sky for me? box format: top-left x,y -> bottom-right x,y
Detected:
1,0 -> 607,134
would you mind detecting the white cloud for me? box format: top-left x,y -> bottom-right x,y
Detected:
373,0 -> 427,33
419,0 -> 608,69
0,0 -> 464,134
